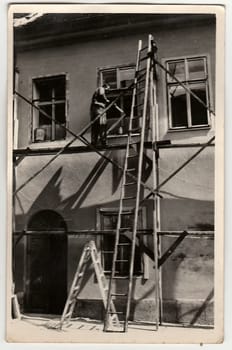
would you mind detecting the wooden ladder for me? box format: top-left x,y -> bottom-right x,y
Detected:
59,240 -> 119,330
103,37 -> 154,332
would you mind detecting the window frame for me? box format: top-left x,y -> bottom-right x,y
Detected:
97,64 -> 137,136
96,207 -> 149,279
165,55 -> 212,131
31,73 -> 69,143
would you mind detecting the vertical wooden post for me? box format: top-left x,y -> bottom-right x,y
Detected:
149,34 -> 160,330
12,66 -> 21,319
13,69 -> 19,149
12,157 -> 21,319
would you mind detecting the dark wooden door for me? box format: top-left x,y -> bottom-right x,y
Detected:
26,233 -> 67,314
26,210 -> 67,315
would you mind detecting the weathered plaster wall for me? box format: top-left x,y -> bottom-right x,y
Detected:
14,147 -> 214,324
14,18 -> 215,324
16,20 -> 215,148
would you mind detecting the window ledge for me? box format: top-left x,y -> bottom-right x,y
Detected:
167,125 -> 211,133
28,137 -> 86,149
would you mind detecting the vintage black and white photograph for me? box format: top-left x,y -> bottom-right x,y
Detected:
7,3 -> 224,343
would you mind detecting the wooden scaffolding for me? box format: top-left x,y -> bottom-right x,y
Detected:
12,34 -> 215,331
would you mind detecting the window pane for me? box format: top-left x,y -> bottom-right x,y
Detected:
190,83 -> 208,126
169,86 -> 188,127
122,94 -> 132,117
167,60 -> 185,82
35,76 -> 65,102
39,105 -> 52,126
188,58 -> 206,80
101,212 -> 142,275
55,103 -> 66,124
119,67 -> 135,88
102,234 -> 114,272
121,94 -> 133,133
103,215 -> 117,229
101,70 -> 117,89
54,77 -> 66,99
105,96 -> 121,120
33,75 -> 66,142
37,81 -> 53,102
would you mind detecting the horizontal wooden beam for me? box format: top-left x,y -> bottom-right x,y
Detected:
13,230 -> 214,236
13,141 -> 214,158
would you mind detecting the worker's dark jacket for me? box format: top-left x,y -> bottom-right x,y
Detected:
90,87 -> 108,125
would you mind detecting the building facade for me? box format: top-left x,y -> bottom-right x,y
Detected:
13,13 -> 215,325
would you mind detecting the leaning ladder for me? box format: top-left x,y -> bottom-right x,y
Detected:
103,37 -> 154,332
59,240 -> 120,330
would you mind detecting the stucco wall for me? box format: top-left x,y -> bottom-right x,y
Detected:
14,147 -> 214,324
15,20 -> 215,148
13,18 -> 215,325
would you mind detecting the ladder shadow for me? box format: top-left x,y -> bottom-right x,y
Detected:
112,151 -> 153,194
60,151 -> 111,210
23,151 -> 111,223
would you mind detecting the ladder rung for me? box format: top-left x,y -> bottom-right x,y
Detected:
129,140 -> 140,145
137,70 -> 146,77
68,298 -> 75,305
131,115 -> 142,120
127,154 -> 137,158
136,81 -> 146,88
118,242 -> 131,246
134,102 -> 144,108
137,67 -> 147,73
124,182 -> 136,186
140,55 -> 148,62
137,89 -> 145,95
126,168 -> 136,172
107,311 -> 124,315
129,127 -> 141,133
120,210 -> 134,214
115,259 -> 129,262
73,286 -> 80,292
122,196 -> 136,200
111,293 -> 128,296
113,276 -> 129,279
119,227 -> 132,230
140,46 -> 148,52
136,77 -> 146,84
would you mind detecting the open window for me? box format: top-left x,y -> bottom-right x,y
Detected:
97,208 -> 149,278
98,65 -> 137,135
32,74 -> 67,142
166,57 -> 211,129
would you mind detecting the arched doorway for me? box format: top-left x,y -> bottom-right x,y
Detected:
25,210 -> 67,315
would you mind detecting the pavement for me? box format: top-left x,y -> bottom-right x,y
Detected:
6,315 -> 220,344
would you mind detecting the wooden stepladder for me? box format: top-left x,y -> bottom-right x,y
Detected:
59,240 -> 120,330
104,36 -> 156,332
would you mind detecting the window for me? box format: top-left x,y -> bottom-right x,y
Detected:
166,57 -> 210,129
99,208 -> 147,277
32,75 -> 67,142
99,65 -> 137,134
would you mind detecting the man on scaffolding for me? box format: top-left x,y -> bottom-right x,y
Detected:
90,83 -> 110,147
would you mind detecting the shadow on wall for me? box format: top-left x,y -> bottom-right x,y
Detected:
14,151 -> 214,324
16,149 -> 154,229
16,151 -> 112,229
112,150 -> 153,194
